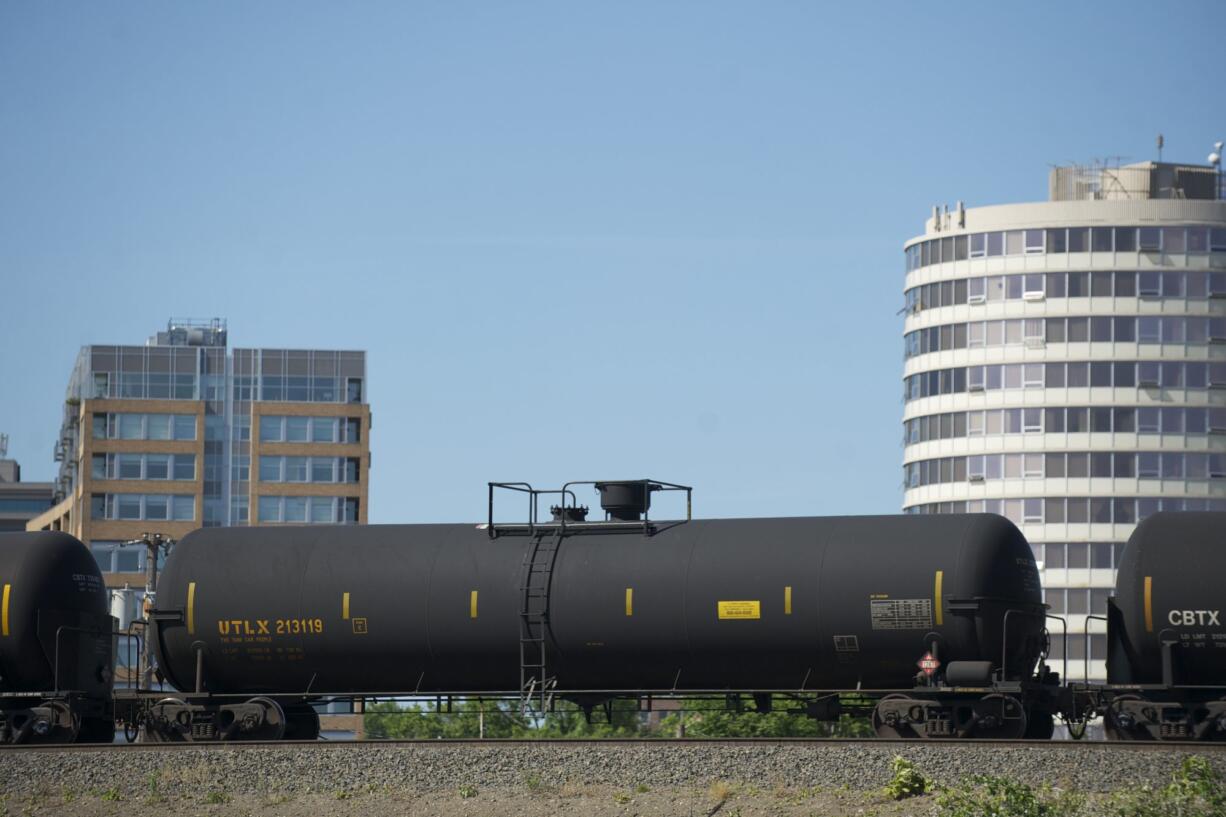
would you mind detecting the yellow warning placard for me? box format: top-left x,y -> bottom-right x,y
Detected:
718,600 -> 761,620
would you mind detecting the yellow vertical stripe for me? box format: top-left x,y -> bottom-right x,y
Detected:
625,588 -> 633,616
342,592 -> 350,620
1137,571 -> 1147,628
934,570 -> 944,626
1,584 -> 9,637
784,586 -> 792,615
470,590 -> 478,619
187,582 -> 196,636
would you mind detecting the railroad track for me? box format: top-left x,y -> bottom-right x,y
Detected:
4,737 -> 1226,751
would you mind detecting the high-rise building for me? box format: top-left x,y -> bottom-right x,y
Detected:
900,160 -> 1226,681
0,437 -> 55,533
28,319 -> 371,590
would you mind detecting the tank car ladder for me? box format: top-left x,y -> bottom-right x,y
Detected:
518,528 -> 563,715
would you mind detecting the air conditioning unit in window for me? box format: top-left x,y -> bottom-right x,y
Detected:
968,383 -> 985,392
967,294 -> 987,305
1138,377 -> 1161,388
968,474 -> 985,483
1023,291 -> 1045,301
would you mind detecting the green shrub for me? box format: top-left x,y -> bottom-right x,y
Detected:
937,776 -> 1082,817
1110,756 -> 1226,817
883,756 -> 932,800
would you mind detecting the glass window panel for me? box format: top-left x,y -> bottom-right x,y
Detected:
311,418 -> 337,443
1186,407 -> 1207,433
1046,229 -> 1067,253
1046,319 -> 1066,343
969,233 -> 986,257
1024,229 -> 1044,253
1138,452 -> 1161,477
1090,452 -> 1112,478
285,457 -> 308,482
1186,454 -> 1208,479
1047,272 -> 1066,298
259,456 -> 281,482
987,232 -> 1004,256
259,416 -> 283,442
1006,275 -> 1023,299
284,497 -> 308,523
258,496 -> 281,522
172,495 -> 195,521
1138,271 -> 1161,296
1067,317 -> 1089,342
1068,228 -> 1088,252
1114,407 -> 1135,432
1187,271 -> 1209,298
174,414 -> 197,440
117,494 -> 142,520
286,416 -> 309,442
1090,362 -> 1112,387
173,454 -> 195,480
1067,363 -> 1089,388
145,495 -> 169,520
1044,541 -> 1065,566
117,454 -> 142,479
311,458 -> 335,482
1161,408 -> 1183,433
1005,230 -> 1023,255
1045,363 -> 1065,388
1091,227 -> 1113,252
1067,271 -> 1088,297
1114,227 -> 1136,251
118,414 -> 143,439
1114,362 -> 1136,387
310,497 -> 335,523
1091,271 -> 1113,297
1114,453 -> 1135,477
1090,317 -> 1112,343
1161,453 -> 1183,479
1139,227 -> 1161,250
1114,498 -> 1136,524
146,414 -> 171,440
1067,499 -> 1089,523
1163,227 -> 1186,253
1114,317 -> 1135,342
1067,452 -> 1089,477
145,454 -> 170,480
1067,543 -> 1089,568
954,235 -> 968,260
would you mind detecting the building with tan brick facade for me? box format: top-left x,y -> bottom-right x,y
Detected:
28,319 -> 371,591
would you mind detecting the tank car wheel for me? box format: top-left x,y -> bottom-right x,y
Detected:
36,701 -> 81,744
1104,694 -> 1153,741
282,705 -> 321,741
242,697 -> 287,741
144,697 -> 189,742
969,694 -> 1027,740
871,694 -> 920,739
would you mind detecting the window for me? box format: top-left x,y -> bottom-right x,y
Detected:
259,496 -> 281,522
969,233 -> 986,258
1114,227 -> 1136,251
987,232 -> 1003,256
1114,407 -> 1135,432
1090,317 -> 1112,343
259,456 -> 282,481
1091,272 -> 1113,298
1163,227 -> 1186,253
286,416 -> 309,442
1023,274 -> 1044,298
347,378 -> 363,403
174,415 -> 196,440
311,459 -> 335,482
1047,272 -> 1066,298
1067,271 -> 1088,297
1067,453 -> 1089,478
145,454 -> 170,480
285,497 -> 308,522
1067,228 -> 1088,252
1046,229 -> 1066,253
1138,452 -> 1160,478
1091,228 -> 1113,253
1114,317 -> 1135,342
1024,230 -> 1044,254
259,416 -> 284,442
1115,272 -> 1136,297
1005,230 -> 1023,255
1139,227 -> 1161,251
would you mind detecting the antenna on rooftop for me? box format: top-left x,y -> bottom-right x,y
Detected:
0,434 -> 8,459
1156,134 -> 1164,162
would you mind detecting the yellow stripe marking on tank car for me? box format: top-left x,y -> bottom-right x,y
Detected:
934,571 -> 944,626
1,584 -> 9,637
342,592 -> 351,620
470,590 -> 478,619
187,582 -> 197,636
625,588 -> 633,617
1144,576 -> 1153,633
784,586 -> 792,615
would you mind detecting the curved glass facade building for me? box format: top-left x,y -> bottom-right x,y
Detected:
901,161 -> 1226,680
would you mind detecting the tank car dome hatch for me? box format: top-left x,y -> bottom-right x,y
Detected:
595,481 -> 658,520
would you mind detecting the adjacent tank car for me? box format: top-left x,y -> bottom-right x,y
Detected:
0,531 -> 114,744
141,481 -> 1051,741
1103,512 -> 1226,740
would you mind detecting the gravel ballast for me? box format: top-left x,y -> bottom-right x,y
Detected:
1,741 -> 1223,799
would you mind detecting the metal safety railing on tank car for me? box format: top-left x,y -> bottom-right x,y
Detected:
487,479 -> 692,538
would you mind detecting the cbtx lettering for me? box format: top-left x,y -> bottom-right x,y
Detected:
1167,610 -> 1222,627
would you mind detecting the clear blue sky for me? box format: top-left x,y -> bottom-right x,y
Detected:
1,2 -> 1221,522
